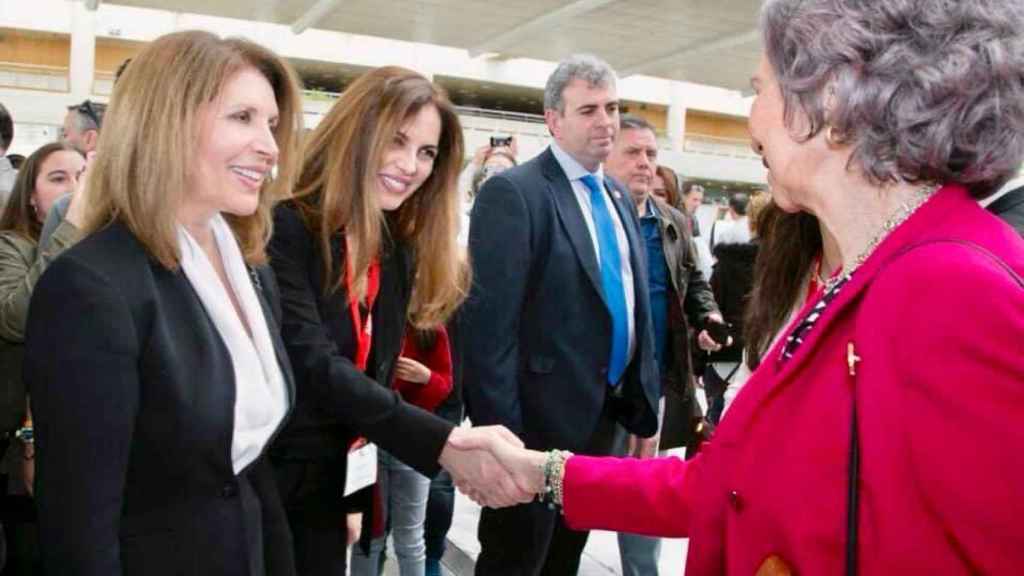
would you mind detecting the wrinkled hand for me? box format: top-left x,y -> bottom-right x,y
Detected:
627,433 -> 659,459
439,426 -> 535,508
394,356 -> 431,384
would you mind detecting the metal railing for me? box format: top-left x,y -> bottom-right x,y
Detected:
0,61 -> 69,92
454,106 -> 545,124
683,134 -> 758,159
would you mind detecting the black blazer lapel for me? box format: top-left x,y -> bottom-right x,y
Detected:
542,149 -> 605,305
251,265 -> 296,407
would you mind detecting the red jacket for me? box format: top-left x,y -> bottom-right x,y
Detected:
392,325 -> 453,413
563,185 -> 1024,575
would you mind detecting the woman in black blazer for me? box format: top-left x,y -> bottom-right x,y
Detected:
267,66 -> 529,574
23,31 -> 305,575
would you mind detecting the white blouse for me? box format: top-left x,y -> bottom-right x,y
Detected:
178,214 -> 288,473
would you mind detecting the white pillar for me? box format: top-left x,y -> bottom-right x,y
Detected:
69,0 -> 97,101
668,82 -> 687,153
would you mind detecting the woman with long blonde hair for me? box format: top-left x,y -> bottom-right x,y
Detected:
23,30 -> 304,574
267,66 -> 522,575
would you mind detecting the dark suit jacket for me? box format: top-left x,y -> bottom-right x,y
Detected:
24,221 -> 296,576
989,185 -> 1024,236
266,203 -> 452,490
462,148 -> 659,454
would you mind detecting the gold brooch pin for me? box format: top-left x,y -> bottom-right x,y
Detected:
847,342 -> 861,376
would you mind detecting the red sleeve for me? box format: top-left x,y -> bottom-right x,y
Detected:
396,326 -> 453,412
562,454 -> 700,538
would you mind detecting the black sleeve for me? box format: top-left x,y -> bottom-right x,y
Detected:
461,174 -> 532,434
25,255 -> 139,575
268,205 -> 452,475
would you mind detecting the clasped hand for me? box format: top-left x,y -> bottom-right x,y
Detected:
438,425 -> 547,509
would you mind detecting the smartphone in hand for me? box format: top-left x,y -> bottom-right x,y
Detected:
705,321 -> 732,347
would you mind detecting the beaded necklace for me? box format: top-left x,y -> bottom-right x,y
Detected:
780,183 -> 939,362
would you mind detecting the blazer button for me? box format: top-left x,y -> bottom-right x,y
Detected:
221,482 -> 238,499
728,490 -> 743,511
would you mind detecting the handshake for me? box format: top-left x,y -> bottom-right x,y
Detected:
437,426 -> 551,509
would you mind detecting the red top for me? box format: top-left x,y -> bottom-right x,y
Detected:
392,324 -> 453,413
562,185 -> 1024,575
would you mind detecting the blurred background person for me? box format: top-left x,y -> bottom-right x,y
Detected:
0,141 -> 84,575
24,30 -> 305,575
457,141 -> 517,247
704,190 -> 768,424
40,100 -> 107,248
650,165 -> 680,207
467,0 -> 1024,573
60,100 -> 105,158
679,181 -> 704,238
709,192 -> 752,249
0,104 -> 15,209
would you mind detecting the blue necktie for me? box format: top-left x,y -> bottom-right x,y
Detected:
580,174 -> 628,386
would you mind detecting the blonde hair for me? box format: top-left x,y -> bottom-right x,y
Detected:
747,189 -> 771,234
82,30 -> 304,267
293,66 -> 467,327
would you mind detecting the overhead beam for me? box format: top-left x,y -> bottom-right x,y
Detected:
291,0 -> 343,35
469,0 -> 618,58
620,29 -> 759,78
84,0 -> 101,10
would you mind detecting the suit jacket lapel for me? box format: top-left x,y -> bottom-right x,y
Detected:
543,150 -> 606,305
252,271 -> 296,407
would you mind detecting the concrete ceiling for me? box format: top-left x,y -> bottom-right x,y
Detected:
99,0 -> 763,90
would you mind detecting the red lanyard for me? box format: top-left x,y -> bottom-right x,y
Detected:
345,255 -> 381,372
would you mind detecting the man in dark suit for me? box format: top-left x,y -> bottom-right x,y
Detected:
986,179 -> 1024,236
462,54 -> 660,575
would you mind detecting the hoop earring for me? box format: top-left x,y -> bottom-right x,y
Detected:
825,124 -> 842,146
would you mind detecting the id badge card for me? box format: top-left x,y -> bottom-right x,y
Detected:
344,442 -> 378,497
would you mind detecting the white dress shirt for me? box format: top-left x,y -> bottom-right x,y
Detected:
549,142 -> 637,362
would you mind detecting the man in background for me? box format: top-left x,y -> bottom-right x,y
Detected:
604,114 -> 723,576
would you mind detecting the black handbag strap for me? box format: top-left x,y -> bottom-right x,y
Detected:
846,404 -> 859,576
845,238 -> 1023,576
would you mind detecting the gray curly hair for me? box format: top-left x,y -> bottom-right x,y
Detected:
761,0 -> 1024,197
544,54 -> 617,113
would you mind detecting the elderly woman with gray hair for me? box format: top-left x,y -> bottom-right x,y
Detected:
452,0 -> 1024,573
